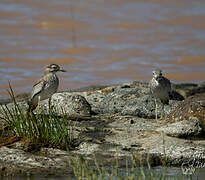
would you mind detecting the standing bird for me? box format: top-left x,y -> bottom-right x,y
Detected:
149,69 -> 171,120
28,64 -> 66,113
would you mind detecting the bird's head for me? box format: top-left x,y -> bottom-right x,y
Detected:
152,69 -> 162,78
45,64 -> 67,73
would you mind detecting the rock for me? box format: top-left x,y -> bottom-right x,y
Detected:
0,101 -> 28,124
0,146 -> 73,176
73,115 -> 205,167
172,82 -> 205,98
85,93 -> 105,114
2,101 -> 28,112
158,92 -> 205,138
2,81 -> 203,119
50,93 -> 92,118
167,93 -> 205,126
1,81 -> 205,178
0,93 -> 92,119
157,117 -> 203,137
0,98 -> 10,105
101,86 -> 180,118
147,141 -> 205,166
3,84 -> 180,119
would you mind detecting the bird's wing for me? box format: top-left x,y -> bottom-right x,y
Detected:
158,77 -> 171,92
30,78 -> 46,100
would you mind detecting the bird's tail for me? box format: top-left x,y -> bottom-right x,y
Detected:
27,100 -> 32,112
26,100 -> 37,118
27,100 -> 37,113
161,99 -> 169,105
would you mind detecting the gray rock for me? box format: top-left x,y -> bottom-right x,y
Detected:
0,101 -> 28,123
85,92 -> 105,114
172,82 -> 205,98
50,93 -> 92,118
101,86 -> 180,118
1,81 -> 205,177
156,117 -> 203,137
147,142 -> 205,166
2,101 -> 28,112
0,93 -> 92,119
0,146 -> 72,176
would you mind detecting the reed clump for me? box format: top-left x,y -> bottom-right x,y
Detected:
69,154 -> 192,180
0,85 -> 76,151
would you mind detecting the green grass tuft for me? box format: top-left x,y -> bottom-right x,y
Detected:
69,155 -> 193,180
0,84 -> 77,151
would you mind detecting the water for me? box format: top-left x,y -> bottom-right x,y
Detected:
0,0 -> 205,98
1,166 -> 205,180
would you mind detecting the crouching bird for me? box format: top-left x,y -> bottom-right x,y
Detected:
27,64 -> 66,113
149,69 -> 171,120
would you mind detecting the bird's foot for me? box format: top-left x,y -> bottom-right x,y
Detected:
160,115 -> 164,120
160,112 -> 166,120
48,105 -> 55,114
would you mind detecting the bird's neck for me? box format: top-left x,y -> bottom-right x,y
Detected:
44,71 -> 56,75
154,75 -> 162,80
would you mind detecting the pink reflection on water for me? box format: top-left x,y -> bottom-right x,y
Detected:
0,0 -> 205,98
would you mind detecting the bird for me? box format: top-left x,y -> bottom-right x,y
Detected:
149,69 -> 171,120
27,64 -> 66,113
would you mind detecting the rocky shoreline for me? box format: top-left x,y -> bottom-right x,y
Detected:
0,80 -> 205,177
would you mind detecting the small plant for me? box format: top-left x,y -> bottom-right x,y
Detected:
0,84 -> 76,151
69,154 -> 193,180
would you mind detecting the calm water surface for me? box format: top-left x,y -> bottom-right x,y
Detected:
0,0 -> 205,98
1,166 -> 205,180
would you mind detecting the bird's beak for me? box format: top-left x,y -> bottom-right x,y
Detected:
59,68 -> 67,72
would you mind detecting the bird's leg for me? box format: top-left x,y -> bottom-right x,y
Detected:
48,97 -> 52,113
27,100 -> 32,114
160,103 -> 164,119
48,97 -> 55,114
155,98 -> 158,120
27,107 -> 34,119
26,100 -> 36,119
36,96 -> 41,115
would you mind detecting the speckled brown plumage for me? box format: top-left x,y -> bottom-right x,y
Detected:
28,64 -> 66,112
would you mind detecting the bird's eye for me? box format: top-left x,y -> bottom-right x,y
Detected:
51,65 -> 57,69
